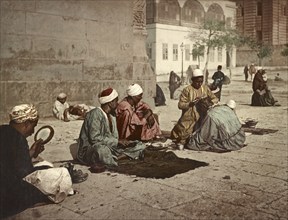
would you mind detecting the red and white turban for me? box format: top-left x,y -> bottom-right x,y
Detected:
126,83 -> 143,97
9,104 -> 39,123
98,88 -> 118,104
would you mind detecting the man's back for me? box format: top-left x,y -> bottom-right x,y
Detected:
186,105 -> 245,152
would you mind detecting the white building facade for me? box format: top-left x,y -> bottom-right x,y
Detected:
146,0 -> 237,80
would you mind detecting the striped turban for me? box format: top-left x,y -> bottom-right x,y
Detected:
9,104 -> 39,123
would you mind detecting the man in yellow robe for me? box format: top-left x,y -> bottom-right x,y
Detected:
171,69 -> 218,144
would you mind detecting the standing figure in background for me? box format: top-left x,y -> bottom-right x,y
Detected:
212,65 -> 225,101
154,84 -> 166,106
244,64 -> 249,81
249,63 -> 257,81
168,71 -> 181,99
185,65 -> 193,85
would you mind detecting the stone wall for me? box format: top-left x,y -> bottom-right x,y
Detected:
0,0 -> 155,123
236,45 -> 288,67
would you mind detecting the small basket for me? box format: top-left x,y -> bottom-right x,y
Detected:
244,119 -> 258,128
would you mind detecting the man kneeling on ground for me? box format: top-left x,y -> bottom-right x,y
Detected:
185,99 -> 246,152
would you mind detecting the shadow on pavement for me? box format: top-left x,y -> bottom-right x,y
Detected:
109,149 -> 209,179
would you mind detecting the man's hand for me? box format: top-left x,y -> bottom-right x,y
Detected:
118,139 -> 131,148
29,139 -> 45,158
146,115 -> 155,128
189,97 -> 201,107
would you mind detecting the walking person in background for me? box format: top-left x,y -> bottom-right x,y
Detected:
244,64 -> 249,81
212,65 -> 225,101
249,63 -> 257,81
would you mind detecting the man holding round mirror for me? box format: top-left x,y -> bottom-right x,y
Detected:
0,104 -> 85,218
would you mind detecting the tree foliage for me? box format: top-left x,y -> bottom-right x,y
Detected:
188,20 -> 243,83
191,43 -> 205,68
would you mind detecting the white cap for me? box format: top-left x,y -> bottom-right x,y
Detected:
192,69 -> 203,78
226,100 -> 236,109
57,93 -> 67,99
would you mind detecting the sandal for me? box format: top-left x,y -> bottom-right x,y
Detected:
61,162 -> 88,183
71,170 -> 88,183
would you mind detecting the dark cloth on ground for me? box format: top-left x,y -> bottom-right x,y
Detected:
108,148 -> 208,179
0,125 -> 49,218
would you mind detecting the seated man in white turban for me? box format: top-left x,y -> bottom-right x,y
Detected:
0,104 -> 86,218
52,93 -> 93,122
116,83 -> 162,141
77,88 -> 146,167
171,69 -> 218,145
185,99 -> 246,152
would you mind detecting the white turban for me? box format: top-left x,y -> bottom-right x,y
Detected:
226,100 -> 236,110
127,84 -> 143,97
9,104 -> 39,123
98,88 -> 118,104
192,69 -> 203,78
57,93 -> 67,99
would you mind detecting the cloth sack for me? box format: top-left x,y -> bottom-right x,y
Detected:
23,167 -> 74,203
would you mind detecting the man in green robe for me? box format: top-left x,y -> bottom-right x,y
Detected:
77,88 -> 146,167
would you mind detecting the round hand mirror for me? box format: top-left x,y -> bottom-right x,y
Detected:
34,125 -> 54,145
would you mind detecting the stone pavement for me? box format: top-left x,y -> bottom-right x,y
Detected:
6,68 -> 288,220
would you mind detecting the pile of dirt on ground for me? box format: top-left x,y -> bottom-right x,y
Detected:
108,148 -> 209,179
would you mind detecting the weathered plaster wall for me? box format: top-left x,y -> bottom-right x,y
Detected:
0,0 -> 155,123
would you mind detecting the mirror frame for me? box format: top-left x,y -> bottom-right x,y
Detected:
34,125 -> 54,145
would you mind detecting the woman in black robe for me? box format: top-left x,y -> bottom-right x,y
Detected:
251,69 -> 279,106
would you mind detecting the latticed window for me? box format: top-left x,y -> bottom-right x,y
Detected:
173,44 -> 178,61
162,43 -> 168,60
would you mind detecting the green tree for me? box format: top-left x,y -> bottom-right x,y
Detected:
191,43 -> 205,68
257,44 -> 273,66
188,20 -> 242,83
245,38 -> 273,66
